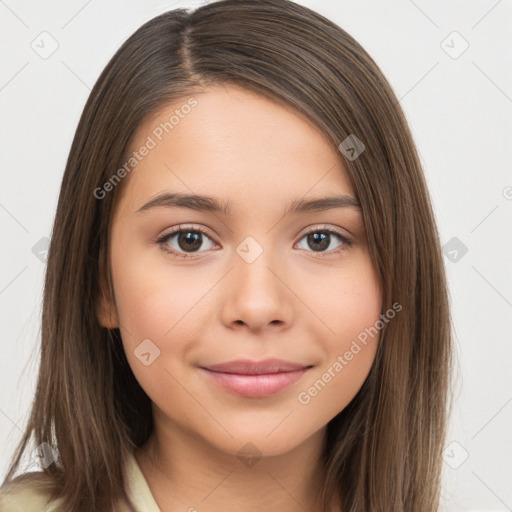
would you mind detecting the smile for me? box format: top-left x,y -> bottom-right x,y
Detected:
199,360 -> 313,398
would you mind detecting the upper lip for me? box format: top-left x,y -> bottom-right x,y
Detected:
201,358 -> 312,375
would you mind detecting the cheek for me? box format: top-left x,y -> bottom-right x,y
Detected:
326,270 -> 382,358
109,246 -> 216,392
295,253 -> 382,413
111,243 -> 207,342
301,250 -> 382,353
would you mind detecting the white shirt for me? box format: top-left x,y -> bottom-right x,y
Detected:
0,452 -> 502,512
0,449 -> 161,511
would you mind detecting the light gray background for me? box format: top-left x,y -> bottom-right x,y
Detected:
1,1 -> 511,511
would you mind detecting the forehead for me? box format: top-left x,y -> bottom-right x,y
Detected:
116,84 -> 355,212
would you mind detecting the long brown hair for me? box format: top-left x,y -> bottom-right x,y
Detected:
2,1 -> 453,510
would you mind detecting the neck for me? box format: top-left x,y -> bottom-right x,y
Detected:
135,416 -> 338,512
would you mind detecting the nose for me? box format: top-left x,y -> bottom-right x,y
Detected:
220,242 -> 293,334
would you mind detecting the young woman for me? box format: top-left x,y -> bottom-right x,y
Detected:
0,0 -> 453,510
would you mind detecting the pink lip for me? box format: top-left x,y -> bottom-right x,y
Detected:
199,359 -> 312,398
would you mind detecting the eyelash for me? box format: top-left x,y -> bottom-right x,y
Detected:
155,224 -> 353,259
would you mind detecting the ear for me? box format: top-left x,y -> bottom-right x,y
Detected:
96,256 -> 119,330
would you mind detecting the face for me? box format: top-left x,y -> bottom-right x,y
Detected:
98,84 -> 382,457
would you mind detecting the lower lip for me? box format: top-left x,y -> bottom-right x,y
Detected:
200,367 -> 310,398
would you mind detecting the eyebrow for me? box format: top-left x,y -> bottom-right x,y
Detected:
136,192 -> 361,215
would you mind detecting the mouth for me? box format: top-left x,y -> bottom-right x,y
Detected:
199,359 -> 313,398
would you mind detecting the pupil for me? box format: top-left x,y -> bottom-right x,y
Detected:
308,232 -> 329,251
179,231 -> 202,252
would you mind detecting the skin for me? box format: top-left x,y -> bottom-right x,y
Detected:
98,84 -> 382,512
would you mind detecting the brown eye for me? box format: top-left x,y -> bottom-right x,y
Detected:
295,228 -> 352,256
175,231 -> 203,252
157,226 -> 217,258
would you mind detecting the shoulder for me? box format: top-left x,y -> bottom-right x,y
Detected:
0,450 -> 158,512
0,471 -> 63,512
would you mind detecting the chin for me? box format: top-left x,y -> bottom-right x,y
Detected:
205,427 -> 318,462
